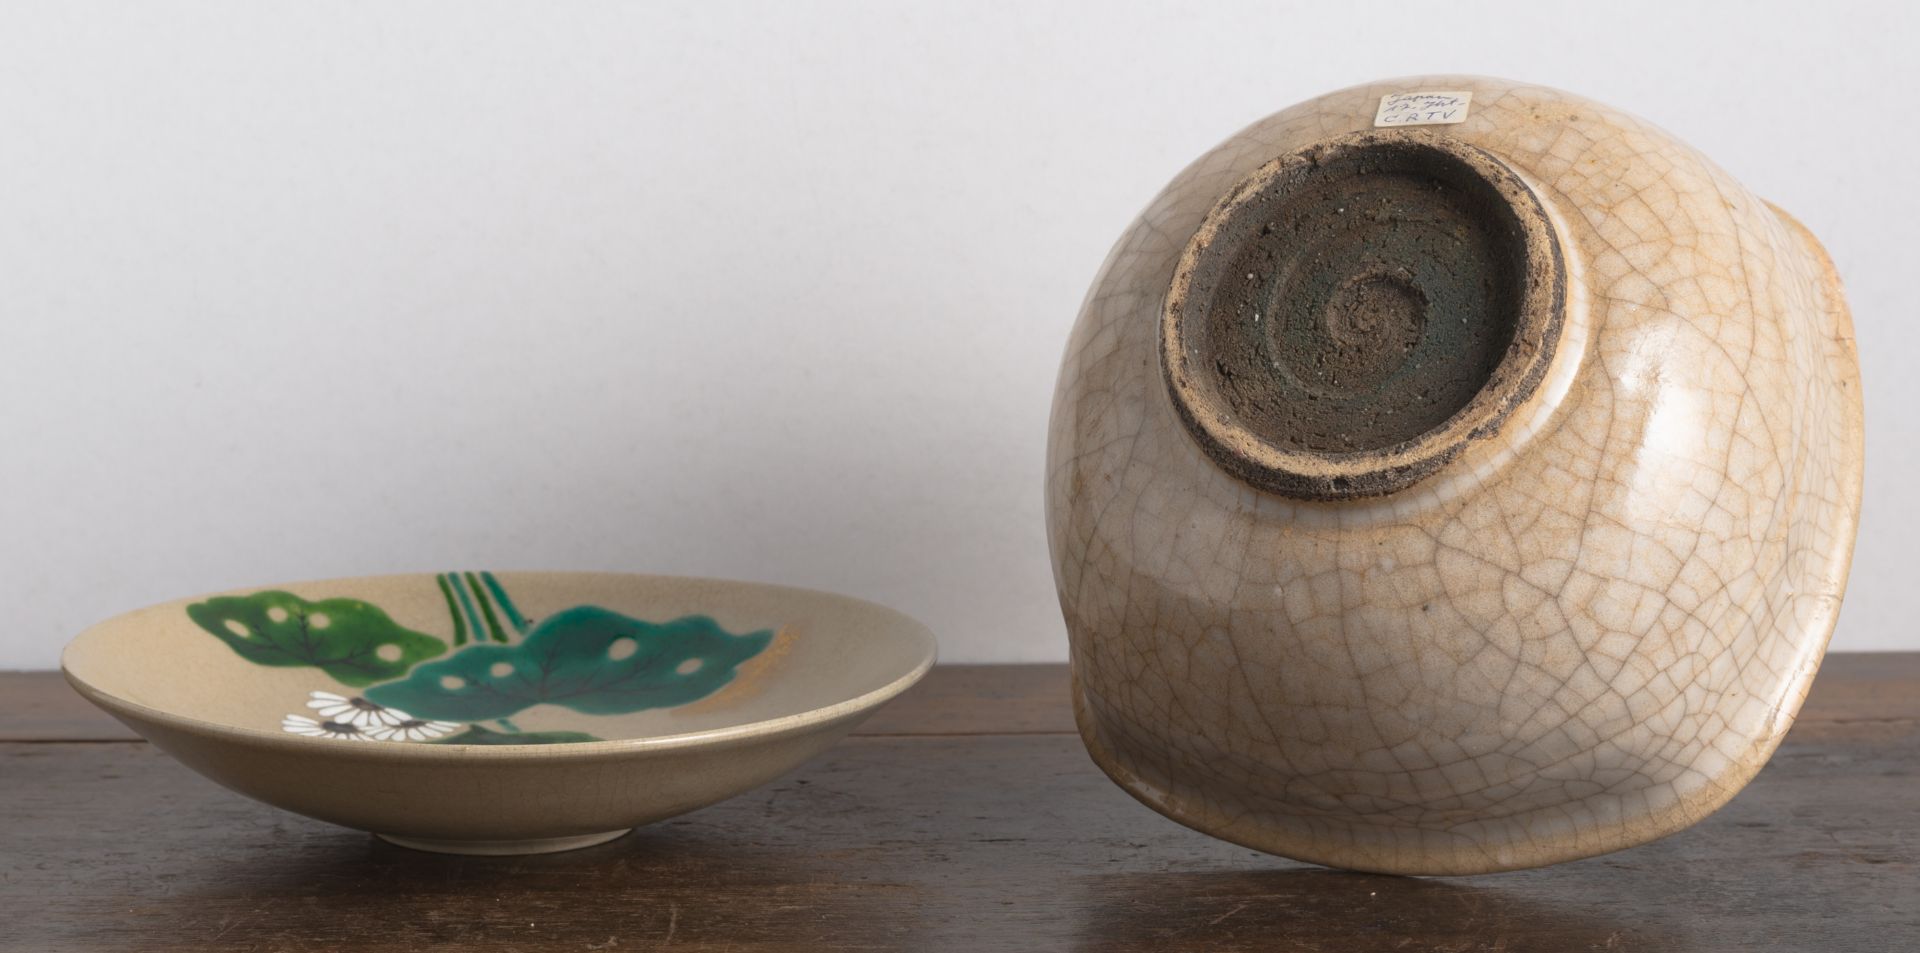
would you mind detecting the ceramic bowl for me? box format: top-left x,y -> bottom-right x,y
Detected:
63,571 -> 936,855
1048,76 -> 1861,874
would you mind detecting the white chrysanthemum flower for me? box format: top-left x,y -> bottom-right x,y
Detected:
307,690 -> 413,728
281,713 -> 372,741
366,718 -> 461,742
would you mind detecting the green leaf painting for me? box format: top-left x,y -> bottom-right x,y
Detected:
430,725 -> 604,746
365,606 -> 772,722
187,591 -> 447,688
195,574 -> 782,747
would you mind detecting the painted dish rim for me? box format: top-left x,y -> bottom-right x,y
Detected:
62,571 -> 938,761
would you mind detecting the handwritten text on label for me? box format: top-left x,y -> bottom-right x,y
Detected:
1374,91 -> 1473,127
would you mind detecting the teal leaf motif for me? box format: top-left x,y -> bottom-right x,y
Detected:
186,591 -> 447,688
365,606 -> 771,722
431,725 -> 604,746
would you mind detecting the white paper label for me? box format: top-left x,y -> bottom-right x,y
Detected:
1374,91 -> 1473,127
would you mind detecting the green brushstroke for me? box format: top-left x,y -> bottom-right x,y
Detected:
366,607 -> 771,721
431,725 -> 603,746
435,574 -> 469,647
480,571 -> 529,634
187,591 -> 445,688
448,573 -> 486,646
465,572 -> 510,643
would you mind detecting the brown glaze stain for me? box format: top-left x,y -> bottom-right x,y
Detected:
677,624 -> 800,715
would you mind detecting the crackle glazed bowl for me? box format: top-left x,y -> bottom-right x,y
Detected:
1047,76 -> 1863,874
63,571 -> 936,854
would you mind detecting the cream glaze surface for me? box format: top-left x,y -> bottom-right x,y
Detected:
1046,76 -> 1863,874
64,572 -> 937,855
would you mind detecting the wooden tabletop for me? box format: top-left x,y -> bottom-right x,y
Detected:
2,655 -> 1915,952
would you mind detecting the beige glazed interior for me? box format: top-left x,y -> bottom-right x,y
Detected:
65,572 -> 937,854
1046,77 -> 1863,874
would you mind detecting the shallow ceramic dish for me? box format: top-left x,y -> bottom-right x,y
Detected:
64,571 -> 936,854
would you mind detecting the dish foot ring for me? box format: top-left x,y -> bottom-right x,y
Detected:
376,828 -> 633,855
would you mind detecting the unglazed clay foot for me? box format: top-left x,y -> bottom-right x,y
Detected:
1046,77 -> 1863,875
377,830 -> 632,856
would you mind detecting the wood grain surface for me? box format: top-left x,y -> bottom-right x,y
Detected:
1,658 -> 1914,952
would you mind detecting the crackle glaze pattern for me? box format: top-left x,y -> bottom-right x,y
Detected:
1046,77 -> 1863,874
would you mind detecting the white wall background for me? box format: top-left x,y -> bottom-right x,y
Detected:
1,1 -> 1912,667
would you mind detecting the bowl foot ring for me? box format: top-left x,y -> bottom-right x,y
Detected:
376,828 -> 633,856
